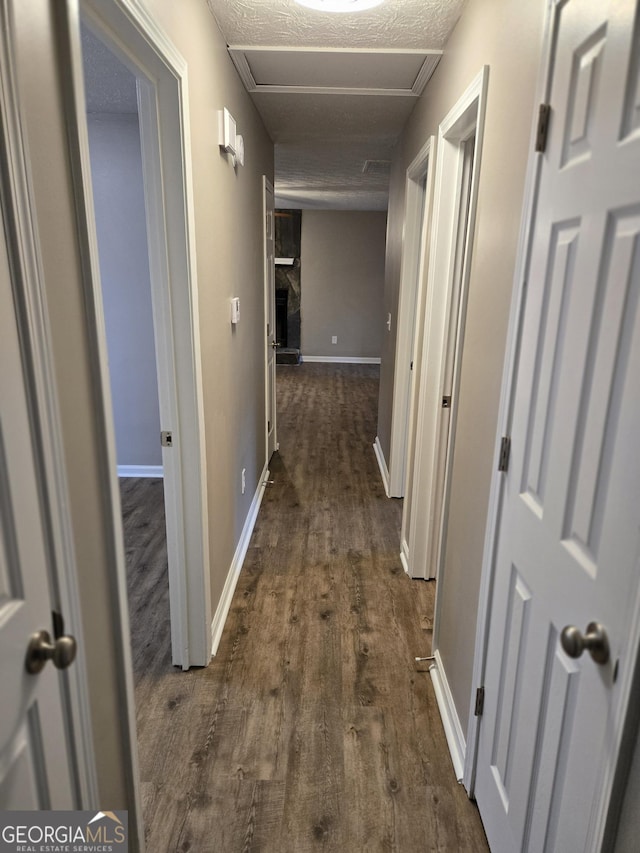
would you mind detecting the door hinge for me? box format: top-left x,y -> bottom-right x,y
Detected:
268,420 -> 271,432
410,360 -> 413,371
475,686 -> 485,717
442,395 -> 452,409
498,436 -> 511,472
535,103 -> 551,153
161,430 -> 173,448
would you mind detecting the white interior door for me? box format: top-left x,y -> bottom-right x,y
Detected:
476,1 -> 640,850
389,144 -> 431,500
0,210 -> 75,809
264,177 -> 277,459
407,69 -> 488,581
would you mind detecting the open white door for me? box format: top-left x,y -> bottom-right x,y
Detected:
0,202 -> 78,809
0,0 -> 99,807
264,177 -> 278,460
408,68 -> 488,580
475,1 -> 640,850
389,139 -> 434,501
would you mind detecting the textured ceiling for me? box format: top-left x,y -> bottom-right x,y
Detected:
208,0 -> 465,209
207,0 -> 465,50
81,24 -> 138,114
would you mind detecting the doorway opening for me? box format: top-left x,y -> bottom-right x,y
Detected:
274,209 -> 302,365
382,139 -> 436,569
406,69 -> 488,585
81,26 -> 173,680
405,68 -> 488,778
78,0 -> 210,671
389,139 -> 435,504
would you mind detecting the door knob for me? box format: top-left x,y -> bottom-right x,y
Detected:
271,341 -> 281,349
25,629 -> 77,674
560,622 -> 610,665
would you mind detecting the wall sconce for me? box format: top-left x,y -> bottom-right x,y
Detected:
218,107 -> 245,167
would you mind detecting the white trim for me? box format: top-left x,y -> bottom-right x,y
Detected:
227,85 -> 422,98
389,136 -> 435,498
210,463 -> 270,656
80,0 -> 211,670
373,436 -> 391,498
301,355 -> 381,364
430,652 -> 465,782
230,44 -> 443,56
0,0 -> 98,807
57,2 -> 145,842
264,177 -> 277,461
400,538 -> 410,576
408,67 -> 489,582
117,465 -> 163,478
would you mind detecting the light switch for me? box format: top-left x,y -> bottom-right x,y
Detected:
231,297 -> 240,324
218,108 -> 237,153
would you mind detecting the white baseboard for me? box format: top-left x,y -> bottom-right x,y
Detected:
301,355 -> 381,364
430,650 -> 466,781
400,538 -> 410,575
117,464 -> 163,478
210,461 -> 269,656
373,436 -> 391,497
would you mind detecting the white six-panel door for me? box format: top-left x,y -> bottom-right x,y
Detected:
475,0 -> 640,850
0,209 -> 75,808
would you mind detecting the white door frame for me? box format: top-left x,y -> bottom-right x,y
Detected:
389,138 -> 435,502
407,67 -> 489,581
464,9 -> 640,844
463,24 -> 553,798
263,176 -> 278,459
0,0 -> 98,806
75,0 -> 211,669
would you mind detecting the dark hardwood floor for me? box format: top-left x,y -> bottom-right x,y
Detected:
120,362 -> 489,852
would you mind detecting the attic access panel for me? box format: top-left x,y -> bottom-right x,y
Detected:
229,46 -> 442,96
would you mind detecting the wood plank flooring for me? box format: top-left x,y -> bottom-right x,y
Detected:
120,362 -> 489,852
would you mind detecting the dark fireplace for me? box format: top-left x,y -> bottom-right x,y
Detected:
275,289 -> 288,347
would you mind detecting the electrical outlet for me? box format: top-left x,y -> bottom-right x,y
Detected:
241,468 -> 246,494
331,335 -> 338,345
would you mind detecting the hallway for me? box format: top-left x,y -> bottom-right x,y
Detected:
125,364 -> 488,851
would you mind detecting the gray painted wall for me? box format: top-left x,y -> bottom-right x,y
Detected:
377,0 -> 546,736
301,210 -> 386,359
87,112 -> 162,469
143,0 -> 275,611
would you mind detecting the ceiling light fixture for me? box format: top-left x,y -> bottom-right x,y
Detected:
294,0 -> 384,13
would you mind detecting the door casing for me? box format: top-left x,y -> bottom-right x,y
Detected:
78,0 -> 211,669
264,177 -> 278,460
389,138 -> 435,507
407,67 -> 489,584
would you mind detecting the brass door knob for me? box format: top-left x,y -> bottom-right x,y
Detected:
25,629 -> 77,674
560,622 -> 610,665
